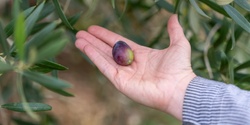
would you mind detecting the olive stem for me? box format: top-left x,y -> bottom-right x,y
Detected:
16,72 -> 40,121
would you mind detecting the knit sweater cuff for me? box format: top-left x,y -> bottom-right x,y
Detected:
182,76 -> 250,125
183,77 -> 226,125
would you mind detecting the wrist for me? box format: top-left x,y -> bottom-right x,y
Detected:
165,72 -> 196,120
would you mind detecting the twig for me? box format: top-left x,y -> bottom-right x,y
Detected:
204,23 -> 221,79
16,73 -> 40,121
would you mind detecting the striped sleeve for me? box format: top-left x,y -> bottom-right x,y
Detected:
182,77 -> 250,125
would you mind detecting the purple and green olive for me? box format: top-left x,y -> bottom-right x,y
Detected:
112,41 -> 134,66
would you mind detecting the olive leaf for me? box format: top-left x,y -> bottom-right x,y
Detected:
199,0 -> 229,17
189,0 -> 210,18
1,102 -> 52,112
223,5 -> 250,33
234,0 -> 250,11
22,71 -> 73,96
0,21 -> 9,56
214,0 -> 233,5
14,13 -> 26,61
155,0 -> 174,13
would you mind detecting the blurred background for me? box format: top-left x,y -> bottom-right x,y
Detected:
0,0 -> 250,125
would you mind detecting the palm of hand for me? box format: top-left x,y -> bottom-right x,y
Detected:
113,40 -> 192,110
75,15 -> 196,119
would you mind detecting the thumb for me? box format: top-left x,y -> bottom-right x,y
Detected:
167,14 -> 188,46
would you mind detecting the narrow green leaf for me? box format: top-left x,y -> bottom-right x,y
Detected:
234,73 -> 248,80
5,2 -> 53,38
0,21 -> 9,55
28,3 -> 55,35
111,0 -> 115,9
215,0 -> 233,5
14,13 -> 26,61
199,0 -> 230,17
36,29 -> 63,50
235,60 -> 250,71
189,7 -> 201,34
237,75 -> 250,84
52,0 -> 74,30
189,0 -> 210,18
5,6 -> 35,37
23,71 -> 71,90
223,5 -> 250,33
29,60 -> 68,73
0,57 -> 13,73
37,39 -> 68,61
48,88 -> 74,97
37,2 -> 55,21
4,20 -> 15,38
155,0 -> 174,13
174,0 -> 182,14
12,0 -> 20,19
23,71 -> 73,96
30,22 -> 50,35
25,1 -> 45,35
36,30 -> 68,61
1,102 -> 52,112
234,0 -> 250,11
25,22 -> 57,50
68,12 -> 82,26
25,27 -> 67,62
29,65 -> 53,73
35,60 -> 68,70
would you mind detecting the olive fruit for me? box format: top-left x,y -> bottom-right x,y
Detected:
112,41 -> 134,66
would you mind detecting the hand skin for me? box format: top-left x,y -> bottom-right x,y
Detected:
75,14 -> 196,121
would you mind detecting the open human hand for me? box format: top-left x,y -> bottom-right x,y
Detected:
75,14 -> 196,120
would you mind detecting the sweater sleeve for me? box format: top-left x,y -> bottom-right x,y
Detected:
182,77 -> 250,125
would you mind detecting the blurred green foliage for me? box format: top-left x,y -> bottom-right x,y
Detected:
0,0 -> 76,124
0,0 -> 250,124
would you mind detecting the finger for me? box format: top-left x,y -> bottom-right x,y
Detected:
75,38 -> 117,81
167,14 -> 188,46
87,25 -> 139,49
76,31 -> 112,56
75,38 -> 88,54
